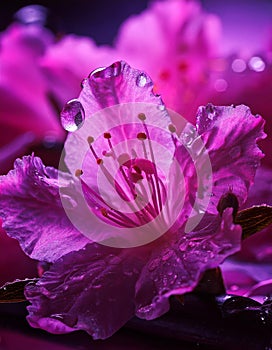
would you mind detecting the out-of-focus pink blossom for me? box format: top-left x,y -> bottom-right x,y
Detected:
41,0 -> 221,123
0,23 -> 64,173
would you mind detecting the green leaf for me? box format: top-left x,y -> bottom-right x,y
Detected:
235,205 -> 272,240
0,278 -> 38,303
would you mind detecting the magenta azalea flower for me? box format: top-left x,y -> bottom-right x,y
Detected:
0,62 -> 265,339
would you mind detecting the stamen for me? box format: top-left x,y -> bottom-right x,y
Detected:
138,113 -> 146,121
103,132 -> 111,139
168,124 -> 176,133
139,116 -> 163,213
137,132 -> 147,140
75,169 -> 83,177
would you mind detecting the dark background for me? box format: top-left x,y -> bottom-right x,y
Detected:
1,0 -> 272,52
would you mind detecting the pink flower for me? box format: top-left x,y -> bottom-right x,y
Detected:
0,61 -> 265,339
0,23 -> 64,172
41,0 -> 221,122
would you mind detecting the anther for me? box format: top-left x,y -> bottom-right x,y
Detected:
104,132 -> 111,139
96,158 -> 103,165
87,136 -> 94,144
168,124 -> 176,133
137,132 -> 147,140
100,208 -> 108,217
75,169 -> 83,177
138,113 -> 146,121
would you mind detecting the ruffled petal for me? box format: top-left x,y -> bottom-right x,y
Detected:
0,155 -> 89,262
196,104 -> 265,213
135,208 -> 241,319
221,259 -> 272,297
25,243 -> 143,339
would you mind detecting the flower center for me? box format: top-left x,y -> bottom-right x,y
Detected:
77,113 -> 178,230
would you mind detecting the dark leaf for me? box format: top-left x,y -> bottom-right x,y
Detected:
193,267 -> 226,295
235,205 -> 272,239
0,278 -> 38,303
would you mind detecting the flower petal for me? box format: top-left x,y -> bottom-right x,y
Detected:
196,104 -> 265,213
0,23 -> 64,141
135,208 -> 241,319
25,243 -> 142,339
0,155 -> 89,262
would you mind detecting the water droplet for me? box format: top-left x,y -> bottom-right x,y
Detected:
51,313 -> 64,320
91,62 -> 122,79
179,239 -> 188,252
180,124 -> 196,147
206,103 -> 217,120
230,285 -> 239,292
157,104 -> 166,111
148,257 -> 160,271
60,99 -> 85,132
136,73 -> 148,87
162,249 -> 173,262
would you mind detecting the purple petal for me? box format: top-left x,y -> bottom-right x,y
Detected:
0,155 -> 89,262
232,166 -> 272,262
77,61 -> 164,115
135,208 -> 241,319
25,244 -> 143,339
196,104 -> 265,213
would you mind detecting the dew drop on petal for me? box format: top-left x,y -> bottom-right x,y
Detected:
179,238 -> 188,252
60,99 -> 85,132
157,104 -> 166,111
91,62 -> 122,79
136,73 -> 148,87
162,249 -> 173,262
148,257 -> 161,271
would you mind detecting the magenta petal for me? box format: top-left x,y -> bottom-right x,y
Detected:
135,208 -> 241,319
25,244 -> 142,339
77,61 -> 164,116
0,156 -> 89,262
196,104 -> 265,213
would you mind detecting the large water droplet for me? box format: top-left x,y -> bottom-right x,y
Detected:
136,73 -> 148,87
91,61 -> 122,79
180,124 -> 196,147
60,99 -> 85,132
